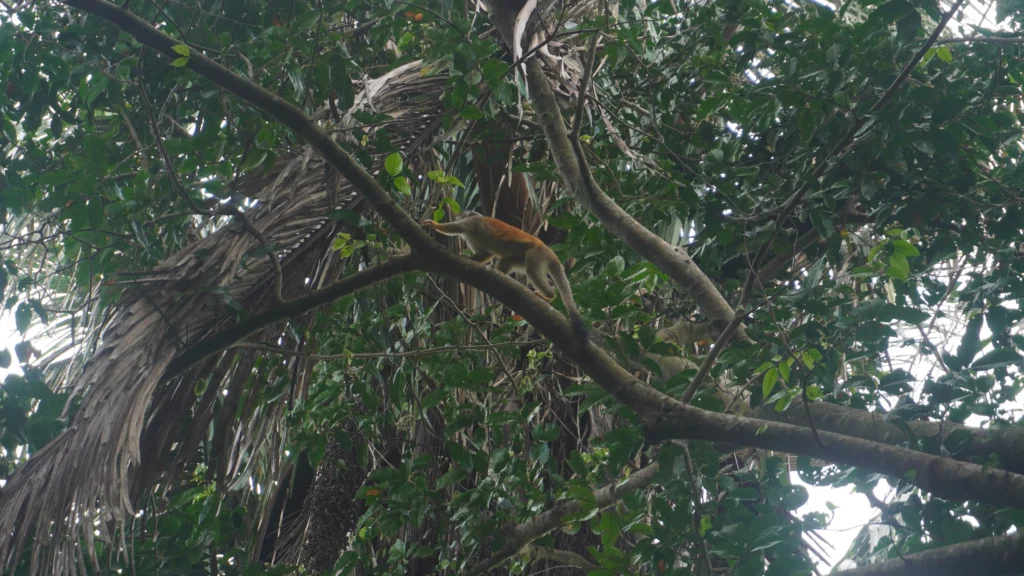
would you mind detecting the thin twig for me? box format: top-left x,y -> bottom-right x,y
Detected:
300,0 -> 325,111
119,108 -> 149,171
681,443 -> 715,575
681,308 -> 746,404
801,372 -> 824,449
570,33 -> 600,141
935,35 -> 1024,45
233,339 -> 546,360
528,546 -> 600,571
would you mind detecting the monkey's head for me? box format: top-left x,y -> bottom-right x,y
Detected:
455,210 -> 482,221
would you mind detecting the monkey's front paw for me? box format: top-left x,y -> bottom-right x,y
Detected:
421,220 -> 436,228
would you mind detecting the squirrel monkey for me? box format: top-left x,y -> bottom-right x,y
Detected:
422,210 -> 589,343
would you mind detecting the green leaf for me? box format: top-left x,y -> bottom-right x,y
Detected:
38,171 -> 74,186
292,9 -> 320,31
87,200 -> 105,229
330,56 -> 355,111
932,97 -> 963,125
394,176 -> 411,195
28,299 -> 48,325
240,151 -> 268,173
887,254 -> 910,280
459,106 -> 485,120
970,348 -> 1024,371
867,0 -> 914,26
935,46 -> 953,63
169,45 -> 190,68
481,59 -> 509,84
762,367 -> 779,398
435,467 -> 466,489
385,153 -> 403,176
798,108 -> 815,145
255,125 -> 276,150
892,238 -> 920,257
801,349 -> 822,369
452,44 -> 474,74
809,208 -> 834,238
15,302 -> 32,334
567,451 -> 588,476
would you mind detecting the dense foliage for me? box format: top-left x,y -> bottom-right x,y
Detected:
3,0 -> 1024,574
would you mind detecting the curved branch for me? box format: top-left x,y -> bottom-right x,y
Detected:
522,56 -> 743,338
748,399 -> 1024,475
466,463 -> 659,575
528,546 -> 600,572
838,532 -> 1024,576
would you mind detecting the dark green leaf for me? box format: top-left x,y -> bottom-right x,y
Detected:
15,302 -> 31,334
971,348 -> 1024,371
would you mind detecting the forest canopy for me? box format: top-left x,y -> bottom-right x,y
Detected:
3,0 -> 1024,574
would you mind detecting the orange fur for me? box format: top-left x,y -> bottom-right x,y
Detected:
423,211 -> 589,343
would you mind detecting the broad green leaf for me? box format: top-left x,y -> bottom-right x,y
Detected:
15,302 -> 31,334
385,153 -> 403,176
971,349 -> 1024,371
762,367 -> 779,398
394,176 -> 411,195
892,238 -> 920,257
459,106 -> 485,120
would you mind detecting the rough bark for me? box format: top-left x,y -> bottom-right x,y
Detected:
644,405 -> 1024,509
837,532 -> 1024,576
750,399 -> 1024,474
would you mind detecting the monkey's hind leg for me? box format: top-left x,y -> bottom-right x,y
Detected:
495,256 -> 524,276
469,252 -> 495,264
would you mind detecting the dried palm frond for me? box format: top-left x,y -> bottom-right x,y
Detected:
0,59 -> 449,576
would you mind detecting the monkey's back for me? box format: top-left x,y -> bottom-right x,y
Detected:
465,215 -> 555,259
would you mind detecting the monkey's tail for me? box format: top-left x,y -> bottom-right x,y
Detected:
550,262 -> 590,344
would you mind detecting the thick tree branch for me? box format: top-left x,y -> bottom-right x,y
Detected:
465,463 -> 660,575
749,399 -> 1024,475
522,56 -> 743,338
644,404 -> 1024,509
528,546 -> 600,571
838,532 -> 1024,576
